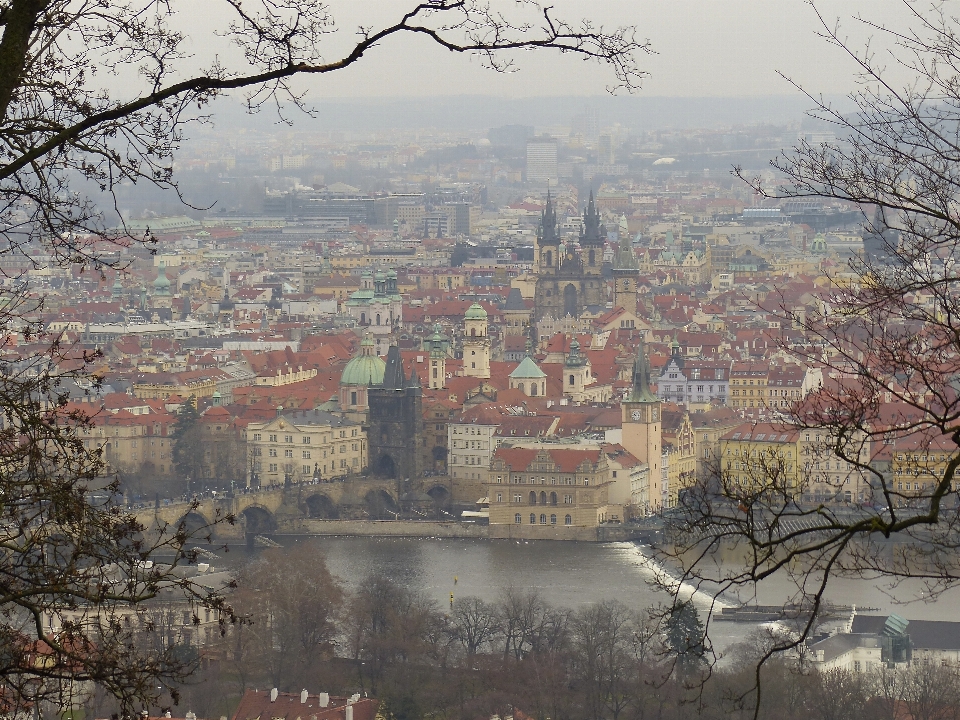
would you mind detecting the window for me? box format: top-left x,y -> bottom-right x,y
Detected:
496,493 -> 503,503
269,448 -> 277,457
565,514 -> 572,525
253,433 -> 262,441
515,513 -> 522,524
550,514 -> 557,525
529,513 -> 536,524
569,374 -> 575,386
302,451 -> 311,459
269,434 -> 277,442
303,436 -> 311,444
302,465 -> 311,474
285,435 -> 293,443
539,514 -> 547,524
285,449 -> 293,458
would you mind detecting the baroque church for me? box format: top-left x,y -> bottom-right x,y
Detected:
533,189 -> 607,321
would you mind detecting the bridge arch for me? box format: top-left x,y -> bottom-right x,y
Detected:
176,511 -> 214,540
305,493 -> 339,519
240,505 -> 277,535
426,484 -> 450,503
364,488 -> 398,520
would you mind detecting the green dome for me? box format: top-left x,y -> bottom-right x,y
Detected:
340,338 -> 385,387
153,262 -> 171,295
465,302 -> 487,320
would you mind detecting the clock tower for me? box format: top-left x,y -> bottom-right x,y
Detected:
621,338 -> 661,504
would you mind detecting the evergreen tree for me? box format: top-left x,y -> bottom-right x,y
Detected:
172,398 -> 205,492
664,601 -> 707,677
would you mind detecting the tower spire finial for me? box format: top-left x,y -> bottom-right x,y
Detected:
630,336 -> 658,403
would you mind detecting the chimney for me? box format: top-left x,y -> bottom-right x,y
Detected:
319,693 -> 329,708
270,688 -> 279,702
301,690 -> 309,704
345,707 -> 353,720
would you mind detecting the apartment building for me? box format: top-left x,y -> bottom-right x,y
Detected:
246,409 -> 366,487
729,361 -> 769,409
721,422 -> 871,504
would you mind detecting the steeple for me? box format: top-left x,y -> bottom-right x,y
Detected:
629,338 -> 658,403
565,337 -> 586,368
580,187 -> 606,246
380,345 -> 406,389
538,185 -> 559,246
614,228 -> 639,270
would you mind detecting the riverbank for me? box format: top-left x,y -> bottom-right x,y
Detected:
284,518 -> 488,538
281,518 -> 653,542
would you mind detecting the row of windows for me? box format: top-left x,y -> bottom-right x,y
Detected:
500,491 -> 574,505
258,458 -> 358,473
514,513 -> 572,525
494,475 -> 585,486
252,429 -> 358,443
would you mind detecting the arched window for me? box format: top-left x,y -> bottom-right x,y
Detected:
350,391 -> 357,406
589,248 -> 596,265
569,374 -> 575,386
471,328 -> 476,336
565,514 -> 572,525
515,513 -> 522,524
376,313 -> 381,325
529,491 -> 537,505
518,383 -> 525,394
550,514 -> 557,525
539,514 -> 547,524
360,312 -> 366,324
529,513 -> 536,524
530,384 -> 537,396
539,491 -> 547,505
550,492 -> 558,505
546,250 -> 553,267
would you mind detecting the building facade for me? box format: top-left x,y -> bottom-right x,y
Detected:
487,446 -> 617,539
246,409 -> 366,487
367,346 -> 424,480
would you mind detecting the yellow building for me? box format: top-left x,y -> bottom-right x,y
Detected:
487,446 -> 618,540
720,423 -> 802,497
662,409 -> 697,508
729,361 -> 769,409
133,375 -> 217,400
721,422 -> 871,504
891,432 -> 958,504
245,409 -> 366,487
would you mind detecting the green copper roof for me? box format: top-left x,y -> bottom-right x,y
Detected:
509,356 -> 546,379
465,302 -> 487,320
340,337 -> 385,386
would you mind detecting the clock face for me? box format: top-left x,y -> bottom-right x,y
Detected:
631,410 -> 642,421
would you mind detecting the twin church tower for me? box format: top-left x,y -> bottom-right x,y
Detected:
532,189 -> 639,321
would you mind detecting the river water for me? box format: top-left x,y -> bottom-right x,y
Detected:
232,536 -> 960,654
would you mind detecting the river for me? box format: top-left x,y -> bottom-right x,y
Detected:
211,536 -> 960,655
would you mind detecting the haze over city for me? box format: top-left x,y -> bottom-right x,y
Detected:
4,2 -> 960,720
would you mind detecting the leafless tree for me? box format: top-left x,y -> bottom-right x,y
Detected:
230,543 -> 343,689
449,596 -> 499,657
656,1 -> 960,714
0,1 -> 648,710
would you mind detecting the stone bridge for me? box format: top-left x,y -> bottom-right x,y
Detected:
133,475 -> 455,542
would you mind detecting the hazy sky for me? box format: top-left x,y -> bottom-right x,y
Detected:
179,0 -> 920,98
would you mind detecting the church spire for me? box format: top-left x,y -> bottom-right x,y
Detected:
629,337 -> 658,403
380,346 -> 406,389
